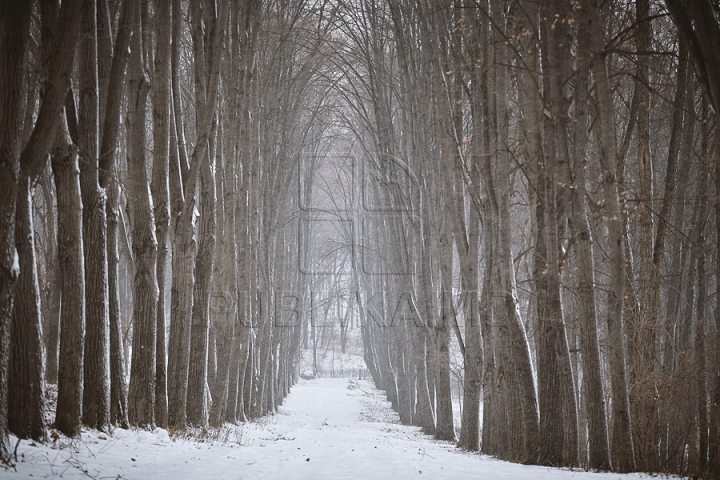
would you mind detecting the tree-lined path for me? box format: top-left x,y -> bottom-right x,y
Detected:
8,378 -> 656,479
2,0 -> 720,477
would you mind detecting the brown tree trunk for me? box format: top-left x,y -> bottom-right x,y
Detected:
126,1 -> 158,428
710,131 -> 720,476
695,162 -> 709,472
567,10 -> 611,467
40,172 -> 61,385
3,0 -> 80,448
209,122 -> 237,427
151,0 -> 172,429
8,178 -> 46,441
491,2 -> 539,461
79,0 -> 111,431
435,249 -> 455,441
0,0 -> 30,453
98,0 -> 133,429
1,0 -> 32,451
632,0 -> 659,469
52,122 -> 86,438
536,1 -> 579,466
186,134 -> 217,427
581,0 -> 635,470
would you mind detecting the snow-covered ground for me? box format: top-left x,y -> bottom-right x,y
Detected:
5,378 -> 667,479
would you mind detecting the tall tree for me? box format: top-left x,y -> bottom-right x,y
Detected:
126,0 -> 158,428
28,0 -> 85,439
5,13 -> 43,445
580,0 -> 635,470
78,0 -> 111,431
1,1 -> 33,447
151,0 -> 172,429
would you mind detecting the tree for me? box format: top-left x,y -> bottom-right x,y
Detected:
78,0 -> 111,431
126,0 -> 159,428
151,0 -> 172,429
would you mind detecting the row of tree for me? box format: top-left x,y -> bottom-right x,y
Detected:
319,0 -> 720,477
3,0 -> 720,478
0,0 -> 339,457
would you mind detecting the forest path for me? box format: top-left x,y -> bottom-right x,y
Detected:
9,378 -> 657,479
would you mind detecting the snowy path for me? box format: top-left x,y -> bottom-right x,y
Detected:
7,378 -> 660,479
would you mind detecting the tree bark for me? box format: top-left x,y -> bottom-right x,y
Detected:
3,0 -> 80,447
151,0 -> 172,429
40,171 -> 61,385
98,0 -> 133,429
126,1 -> 158,428
8,178 -> 46,441
568,9 -> 611,467
78,0 -> 111,431
536,1 -> 579,465
436,229 -> 455,441
52,121 -> 86,438
186,131 -> 217,427
581,0 -> 635,470
0,0 -> 32,453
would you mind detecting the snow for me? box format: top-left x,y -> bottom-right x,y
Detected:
11,248 -> 19,278
5,378 -> 668,479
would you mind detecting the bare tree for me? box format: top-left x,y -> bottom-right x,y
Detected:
151,0 -> 172,429
78,0 -> 111,431
126,0 -> 158,428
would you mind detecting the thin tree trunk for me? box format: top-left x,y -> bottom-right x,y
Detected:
567,12 -> 610,466
40,171 -> 61,385
126,2 -> 158,427
491,1 -> 539,461
52,121 -> 86,437
79,0 -> 111,431
151,0 -> 172,429
536,1 -> 579,465
98,0 -> 133,429
434,216 -> 455,441
695,167 -> 709,472
185,0 -> 227,426
581,0 -> 635,470
186,130 -> 217,428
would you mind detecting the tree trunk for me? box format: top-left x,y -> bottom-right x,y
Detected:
694,162 -> 709,472
567,12 -> 610,466
186,132 -> 217,428
185,0 -> 227,427
98,0 -> 133,429
126,2 -> 158,427
710,131 -> 720,477
435,241 -> 455,441
3,0 -> 80,449
581,0 -> 635,470
40,172 -> 61,385
491,2 -> 539,461
52,123 -> 86,438
151,0 -> 172,429
536,1 -> 579,465
78,0 -> 111,431
209,121 -> 238,427
1,0 -> 33,450
8,177 -> 46,440
632,0 -> 659,469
